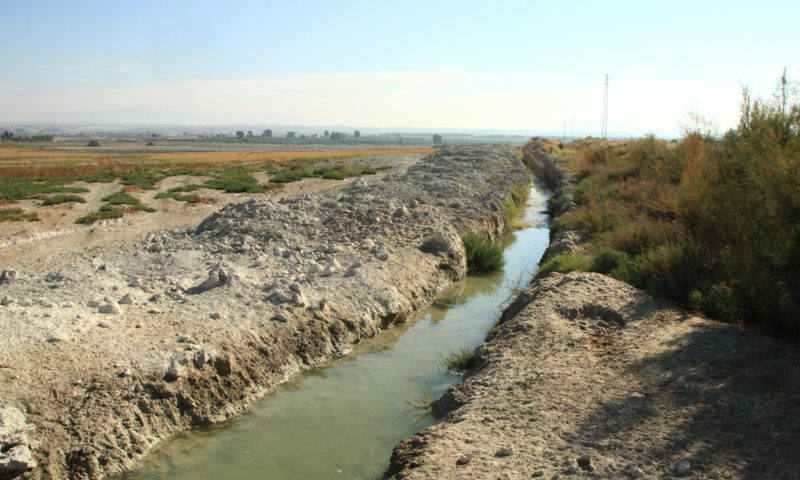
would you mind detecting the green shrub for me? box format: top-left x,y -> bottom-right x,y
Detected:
0,207 -> 39,222
270,170 -> 305,183
462,232 -> 505,274
120,172 -> 166,190
538,252 -> 591,275
75,205 -> 123,224
39,194 -> 86,206
102,192 -> 142,205
205,174 -> 266,193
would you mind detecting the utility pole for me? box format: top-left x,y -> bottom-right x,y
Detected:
563,120 -> 567,143
601,74 -> 609,139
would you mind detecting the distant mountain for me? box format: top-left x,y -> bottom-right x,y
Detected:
29,109 -> 214,125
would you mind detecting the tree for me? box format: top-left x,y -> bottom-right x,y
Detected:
324,130 -> 329,138
236,130 -> 245,139
433,134 -> 443,144
87,140 -> 100,147
286,131 -> 296,138
354,130 -> 361,139
262,129 -> 272,137
246,131 -> 254,139
1,130 -> 13,141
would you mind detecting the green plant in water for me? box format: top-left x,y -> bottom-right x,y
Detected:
404,389 -> 437,410
441,345 -> 476,374
435,293 -> 467,307
462,232 -> 504,274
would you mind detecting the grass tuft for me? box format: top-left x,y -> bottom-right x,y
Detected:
441,345 -> 476,374
462,232 -> 505,274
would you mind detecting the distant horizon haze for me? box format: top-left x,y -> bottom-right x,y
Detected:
2,1 -> 798,138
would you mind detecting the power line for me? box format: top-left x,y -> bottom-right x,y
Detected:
601,74 -> 609,139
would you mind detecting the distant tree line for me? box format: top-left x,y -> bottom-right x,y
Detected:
1,131 -> 54,142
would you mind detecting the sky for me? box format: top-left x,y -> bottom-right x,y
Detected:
1,0 -> 798,137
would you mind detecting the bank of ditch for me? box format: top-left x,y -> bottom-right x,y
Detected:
0,145 -> 528,479
383,139 -> 800,479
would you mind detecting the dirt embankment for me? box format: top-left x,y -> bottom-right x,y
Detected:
384,140 -> 800,480
0,145 -> 528,479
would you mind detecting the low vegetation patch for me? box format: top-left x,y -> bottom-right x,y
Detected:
549,70 -> 800,337
434,293 -> 468,307
462,231 -> 505,274
75,205 -> 123,224
0,207 -> 38,222
39,194 -> 86,206
441,345 -> 476,374
503,181 -> 530,228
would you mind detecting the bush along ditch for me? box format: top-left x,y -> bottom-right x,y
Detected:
462,231 -> 505,274
529,69 -> 800,338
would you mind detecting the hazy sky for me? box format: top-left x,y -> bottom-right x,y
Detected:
1,0 -> 798,136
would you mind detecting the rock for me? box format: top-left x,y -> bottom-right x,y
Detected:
675,460 -> 691,476
165,358 -> 185,381
118,293 -> 135,305
626,465 -> 645,478
566,460 -> 580,474
309,263 -> 323,274
98,302 -> 121,314
61,301 -> 75,308
119,368 -> 132,378
87,300 -> 101,308
0,404 -> 35,446
0,269 -> 19,284
707,469 -> 721,479
148,308 -> 163,314
374,245 -> 390,261
194,269 -> 223,292
177,334 -> 196,344
97,321 -> 111,328
293,292 -> 307,307
0,297 -> 13,306
193,346 -> 216,369
577,454 -> 593,471
0,444 -> 36,473
273,312 -> 289,323
209,312 -> 223,320
495,445 -> 513,457
456,453 -> 472,465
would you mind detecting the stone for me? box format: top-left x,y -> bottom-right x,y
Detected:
0,269 -> 19,284
566,460 -> 580,474
148,308 -> 163,314
193,346 -> 216,368
210,312 -> 223,320
577,454 -> 593,471
293,292 -> 307,307
626,465 -> 645,478
118,293 -> 135,305
87,300 -> 101,308
675,460 -> 691,476
177,334 -> 196,344
98,302 -> 121,314
309,263 -> 323,274
0,297 -> 13,306
97,321 -> 111,328
0,444 -> 36,473
456,453 -> 472,465
374,245 -> 390,261
495,445 -> 513,457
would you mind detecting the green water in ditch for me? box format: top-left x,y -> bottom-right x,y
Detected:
119,178 -> 551,480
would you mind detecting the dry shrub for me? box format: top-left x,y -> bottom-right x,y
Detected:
188,196 -> 212,204
122,186 -> 146,193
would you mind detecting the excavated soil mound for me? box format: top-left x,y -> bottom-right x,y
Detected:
0,145 -> 527,479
